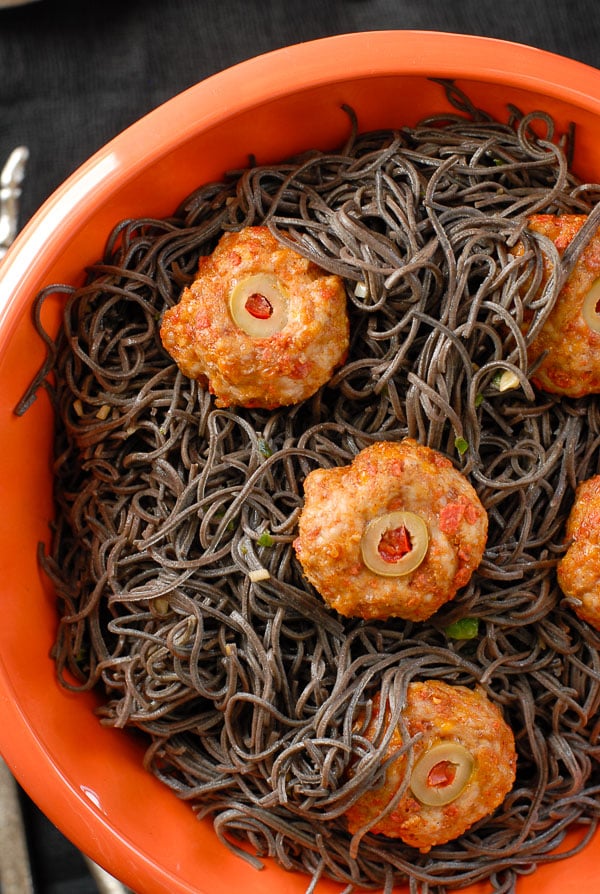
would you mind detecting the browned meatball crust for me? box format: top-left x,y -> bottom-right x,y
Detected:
160,226 -> 349,409
557,474 -> 600,630
345,680 -> 517,852
293,439 -> 488,622
518,214 -> 600,397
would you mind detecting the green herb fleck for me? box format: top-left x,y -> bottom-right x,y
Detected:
74,647 -> 90,671
474,392 -> 484,408
214,510 -> 236,533
257,530 -> 274,548
455,436 -> 469,456
257,437 -> 273,458
491,369 -> 520,393
444,617 -> 480,640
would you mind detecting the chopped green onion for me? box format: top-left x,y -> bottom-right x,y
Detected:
444,617 -> 480,640
474,392 -> 484,408
74,647 -> 90,671
257,437 -> 273,458
153,597 -> 170,616
257,530 -> 274,548
491,369 -> 520,393
214,510 -> 236,533
455,436 -> 469,456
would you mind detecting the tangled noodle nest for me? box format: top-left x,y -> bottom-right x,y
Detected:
19,81 -> 600,893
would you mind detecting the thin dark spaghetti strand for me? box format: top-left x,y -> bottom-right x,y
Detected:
20,81 -> 600,892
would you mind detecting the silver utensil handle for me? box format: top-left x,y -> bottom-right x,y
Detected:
0,145 -> 29,257
0,757 -> 34,894
84,855 -> 134,894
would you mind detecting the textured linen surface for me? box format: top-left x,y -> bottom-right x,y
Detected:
0,0 -> 599,891
0,0 -> 599,224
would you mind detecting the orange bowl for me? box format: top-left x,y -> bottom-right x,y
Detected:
2,30 -> 600,894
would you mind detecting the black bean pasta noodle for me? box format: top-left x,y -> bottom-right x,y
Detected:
18,81 -> 600,893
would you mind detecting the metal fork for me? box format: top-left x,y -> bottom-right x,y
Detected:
0,757 -> 133,894
0,757 -> 34,893
0,144 -> 29,259
0,147 -> 33,892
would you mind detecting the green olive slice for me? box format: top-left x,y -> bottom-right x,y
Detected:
582,278 -> 600,333
410,742 -> 474,807
361,510 -> 429,577
229,273 -> 288,337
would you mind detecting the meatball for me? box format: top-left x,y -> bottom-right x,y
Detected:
160,226 -> 349,409
518,214 -> 600,397
557,474 -> 600,630
345,680 -> 517,852
293,439 -> 488,622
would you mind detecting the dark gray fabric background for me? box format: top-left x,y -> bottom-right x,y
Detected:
1,0 -> 600,226
1,0 -> 599,890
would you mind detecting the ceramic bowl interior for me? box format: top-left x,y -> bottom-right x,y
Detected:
2,30 -> 600,894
